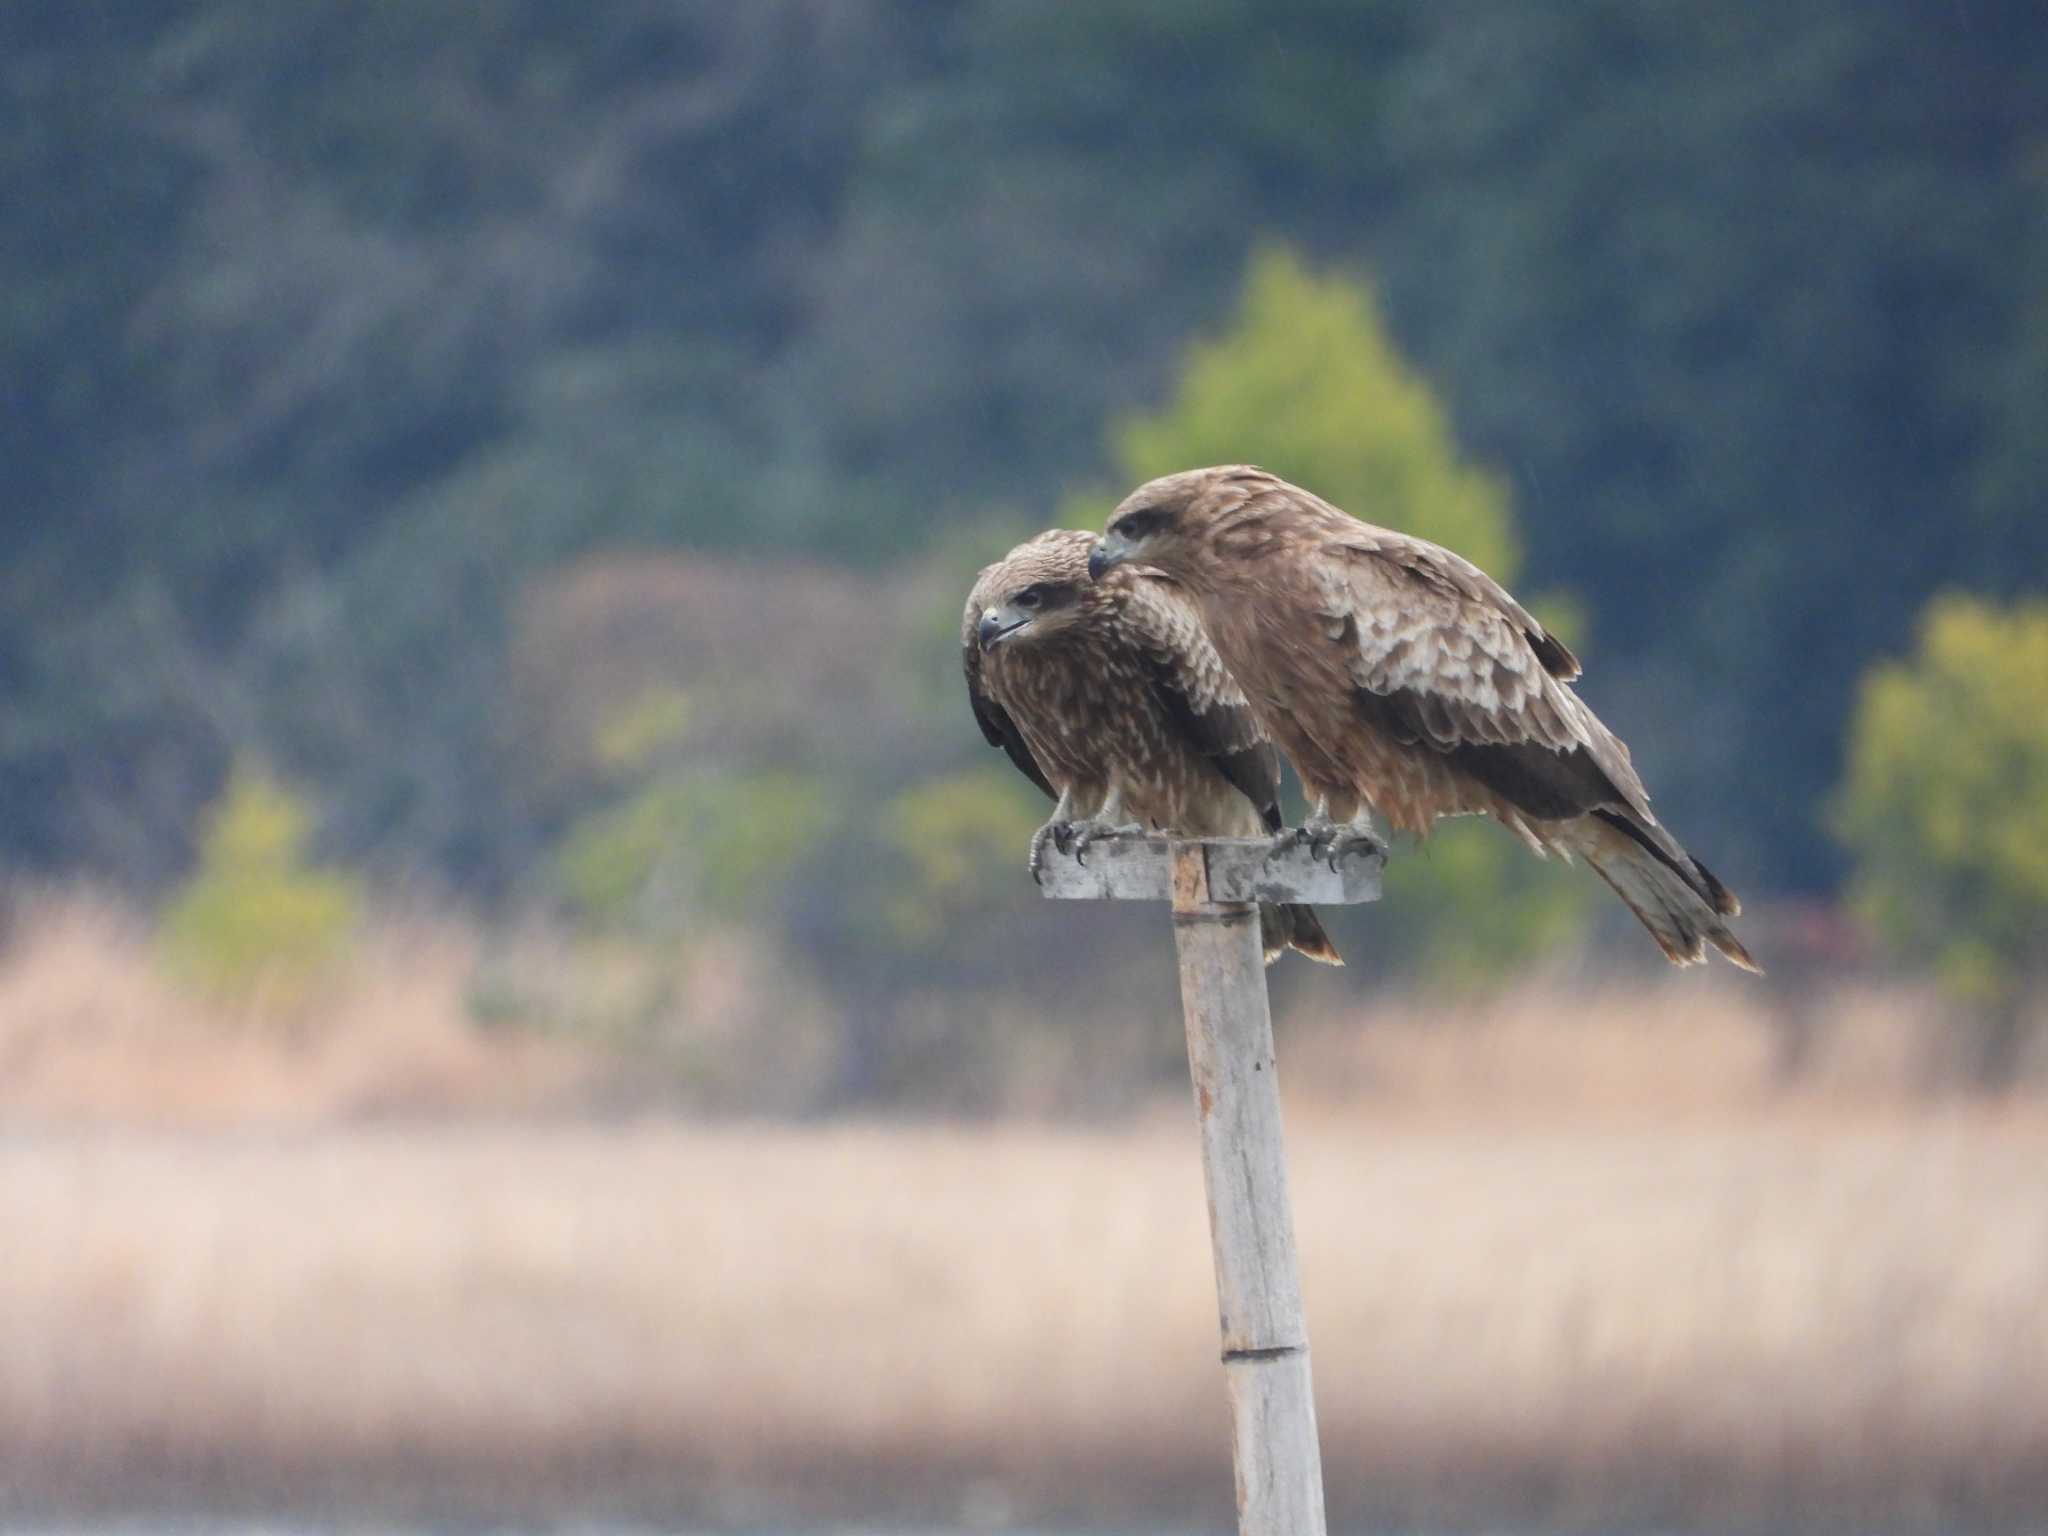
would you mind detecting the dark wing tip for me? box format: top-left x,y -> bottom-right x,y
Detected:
1687,855 -> 1742,918
1529,628 -> 1581,681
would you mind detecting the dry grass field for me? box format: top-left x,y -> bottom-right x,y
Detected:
2,1111 -> 2045,1529
1,892 -> 2045,1529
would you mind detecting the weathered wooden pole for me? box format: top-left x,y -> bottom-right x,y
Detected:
1040,834 -> 1382,1536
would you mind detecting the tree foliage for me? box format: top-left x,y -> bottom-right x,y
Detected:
557,769 -> 842,934
1105,246 -> 1517,577
1,0 -> 2044,918
1835,596 -> 2048,1007
1368,2 -> 2048,884
158,763 -> 361,1007
876,768 -> 1047,951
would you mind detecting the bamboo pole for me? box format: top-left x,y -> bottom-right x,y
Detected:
1039,835 -> 1379,1536
1169,842 -> 1326,1536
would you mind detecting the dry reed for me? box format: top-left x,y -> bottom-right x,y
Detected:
2,890 -> 2044,1527
0,892 -> 593,1124
0,1112 -> 2043,1528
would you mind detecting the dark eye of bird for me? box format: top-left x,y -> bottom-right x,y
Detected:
1117,508 -> 1164,540
1015,586 -> 1043,608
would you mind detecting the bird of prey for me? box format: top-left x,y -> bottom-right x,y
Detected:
1089,467 -> 1758,972
964,528 -> 1340,966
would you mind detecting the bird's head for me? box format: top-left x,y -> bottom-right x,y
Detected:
970,529 -> 1100,654
1089,466 -> 1265,587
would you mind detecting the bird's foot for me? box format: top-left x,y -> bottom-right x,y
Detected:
1273,807 -> 1335,857
1305,823 -> 1382,874
1028,818 -> 1080,884
1069,819 -> 1144,867
1269,811 -> 1335,860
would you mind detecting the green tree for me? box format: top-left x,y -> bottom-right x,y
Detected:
1835,595 -> 2048,1085
158,763 -> 361,1009
1101,245 -> 1518,575
557,769 -> 841,933
876,767 -> 1047,950
1071,246 -> 1590,985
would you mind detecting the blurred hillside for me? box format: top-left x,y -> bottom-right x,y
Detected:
9,1 -> 2046,885
5,3 -> 2048,1098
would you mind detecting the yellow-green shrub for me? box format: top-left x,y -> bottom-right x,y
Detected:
159,764 -> 361,1008
1836,594 -> 2048,1004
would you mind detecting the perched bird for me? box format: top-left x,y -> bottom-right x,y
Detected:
963,528 -> 1340,966
1089,467 -> 1758,972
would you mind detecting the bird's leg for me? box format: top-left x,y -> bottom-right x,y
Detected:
1069,786 -> 1144,866
1307,806 -> 1383,873
1028,787 -> 1077,885
1275,796 -> 1333,856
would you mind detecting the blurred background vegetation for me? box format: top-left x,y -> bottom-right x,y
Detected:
4,0 -> 2046,1107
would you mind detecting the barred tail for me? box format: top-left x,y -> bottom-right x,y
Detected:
1259,902 -> 1344,967
1560,811 -> 1760,973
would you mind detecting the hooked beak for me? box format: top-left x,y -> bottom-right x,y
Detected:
1087,533 -> 1131,582
977,607 -> 1030,653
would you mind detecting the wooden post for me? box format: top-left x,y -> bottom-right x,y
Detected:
1039,835 -> 1381,1536
1170,843 -> 1325,1535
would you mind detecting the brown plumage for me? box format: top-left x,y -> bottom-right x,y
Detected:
1089,468 -> 1758,972
963,528 -> 1340,966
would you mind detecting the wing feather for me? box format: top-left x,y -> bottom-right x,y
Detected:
1120,575 -> 1285,830
1335,528 -> 1581,680
1324,541 -> 1650,819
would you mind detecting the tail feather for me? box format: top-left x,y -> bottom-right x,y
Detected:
1259,902 -> 1344,967
1590,807 -> 1741,917
1565,814 -> 1760,973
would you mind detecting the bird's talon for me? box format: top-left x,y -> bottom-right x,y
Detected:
1070,820 -> 1142,867
1320,831 -> 1380,871
1030,818 -> 1077,882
